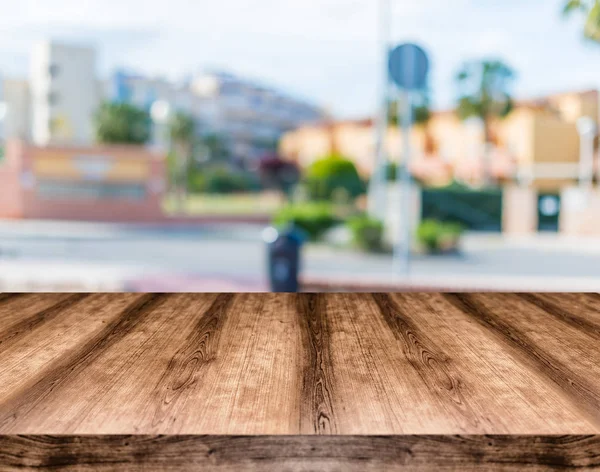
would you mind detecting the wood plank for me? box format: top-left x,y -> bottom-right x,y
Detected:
386,293 -> 597,433
0,293 -> 167,432
0,293 -> 82,352
0,293 -> 599,437
0,435 -> 598,471
0,293 -> 144,404
445,293 -> 600,429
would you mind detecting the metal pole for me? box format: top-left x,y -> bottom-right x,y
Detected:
394,88 -> 413,278
367,0 -> 391,219
577,117 -> 596,192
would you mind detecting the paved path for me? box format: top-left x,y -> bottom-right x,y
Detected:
1,220 -> 600,291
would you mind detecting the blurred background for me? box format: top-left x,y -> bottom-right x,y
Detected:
2,0 -> 600,292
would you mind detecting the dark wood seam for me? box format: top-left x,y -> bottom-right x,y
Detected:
0,293 -> 168,432
444,293 -> 600,429
0,294 -> 89,355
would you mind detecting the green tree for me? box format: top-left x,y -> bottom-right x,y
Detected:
563,0 -> 600,41
94,102 -> 151,145
455,59 -> 515,146
168,111 -> 196,212
305,154 -> 365,202
201,134 -> 231,163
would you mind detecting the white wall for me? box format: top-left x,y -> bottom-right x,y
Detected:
30,41 -> 99,146
3,79 -> 31,141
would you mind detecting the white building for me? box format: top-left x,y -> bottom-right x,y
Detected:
104,71 -> 204,150
191,71 -> 325,161
5,41 -> 324,157
2,78 -> 31,142
108,70 -> 325,162
30,41 -> 99,146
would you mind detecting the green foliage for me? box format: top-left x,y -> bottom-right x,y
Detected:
346,215 -> 385,252
385,161 -> 399,182
201,134 -> 231,162
272,203 -> 339,241
94,102 -> 151,145
421,184 -> 503,231
416,220 -> 464,253
564,1 -> 600,41
188,167 -> 261,194
455,59 -> 515,131
169,112 -> 196,144
305,154 -> 365,201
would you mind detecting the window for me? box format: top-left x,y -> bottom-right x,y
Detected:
37,181 -> 146,200
48,92 -> 59,106
48,64 -> 60,78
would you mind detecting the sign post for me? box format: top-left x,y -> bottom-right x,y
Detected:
388,43 -> 429,278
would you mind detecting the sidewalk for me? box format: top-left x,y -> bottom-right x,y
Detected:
2,219 -> 600,292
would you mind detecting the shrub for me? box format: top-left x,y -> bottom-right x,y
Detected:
257,154 -> 300,197
416,219 -> 464,253
272,203 -> 338,241
305,154 -> 365,201
188,167 -> 260,194
346,215 -> 385,252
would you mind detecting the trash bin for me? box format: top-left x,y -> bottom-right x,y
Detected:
263,226 -> 305,292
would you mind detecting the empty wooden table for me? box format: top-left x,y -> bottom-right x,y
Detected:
0,292 -> 599,470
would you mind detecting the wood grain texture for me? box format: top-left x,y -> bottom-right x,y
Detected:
0,293 -> 599,437
0,435 -> 599,471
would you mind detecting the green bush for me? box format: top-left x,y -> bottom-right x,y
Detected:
385,161 -> 399,182
416,219 -> 464,253
272,203 -> 338,241
346,215 -> 385,252
188,167 -> 260,194
305,154 -> 365,201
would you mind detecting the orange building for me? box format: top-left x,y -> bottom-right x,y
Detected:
0,140 -> 166,222
280,89 -> 599,190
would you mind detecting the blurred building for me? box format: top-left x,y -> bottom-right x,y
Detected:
30,41 -> 100,146
0,140 -> 165,221
104,70 -> 203,150
191,71 -> 325,162
280,89 -> 599,191
0,77 -> 31,144
104,70 -> 325,163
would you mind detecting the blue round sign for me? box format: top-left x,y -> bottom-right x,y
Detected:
388,43 -> 429,90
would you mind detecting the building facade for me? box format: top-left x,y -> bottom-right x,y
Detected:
30,41 -> 99,146
0,140 -> 166,222
0,76 -> 31,147
106,70 -> 325,163
280,90 -> 599,191
189,71 -> 325,162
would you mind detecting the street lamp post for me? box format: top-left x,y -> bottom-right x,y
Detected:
150,100 -> 172,152
367,0 -> 392,220
576,116 -> 597,192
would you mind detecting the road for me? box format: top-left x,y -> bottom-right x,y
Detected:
1,220 -> 600,291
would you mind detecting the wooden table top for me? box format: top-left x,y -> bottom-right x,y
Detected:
0,292 -> 599,436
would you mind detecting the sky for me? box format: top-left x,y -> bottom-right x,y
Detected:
1,0 -> 600,118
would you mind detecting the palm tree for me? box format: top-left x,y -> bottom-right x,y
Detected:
455,59 -> 515,183
563,0 -> 600,42
168,111 -> 196,212
388,91 -> 434,154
